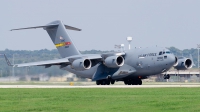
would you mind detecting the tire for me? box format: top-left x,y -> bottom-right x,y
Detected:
96,80 -> 100,85
111,80 -> 115,85
128,80 -> 132,85
124,80 -> 128,85
99,80 -> 103,85
167,74 -> 170,79
106,80 -> 110,85
131,80 -> 134,85
138,80 -> 142,85
102,80 -> 106,85
163,74 -> 167,79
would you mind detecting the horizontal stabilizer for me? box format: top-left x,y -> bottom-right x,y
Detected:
64,25 -> 81,31
10,24 -> 81,31
10,25 -> 58,31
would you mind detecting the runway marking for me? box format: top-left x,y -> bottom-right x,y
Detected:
0,85 -> 200,88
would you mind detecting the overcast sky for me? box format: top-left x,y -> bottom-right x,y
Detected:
1,0 -> 200,51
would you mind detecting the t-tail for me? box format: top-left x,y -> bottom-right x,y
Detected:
11,20 -> 81,58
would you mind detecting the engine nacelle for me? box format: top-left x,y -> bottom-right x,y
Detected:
174,57 -> 193,70
71,59 -> 91,71
104,56 -> 124,68
173,56 -> 178,66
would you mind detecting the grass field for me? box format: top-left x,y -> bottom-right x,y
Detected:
0,88 -> 200,112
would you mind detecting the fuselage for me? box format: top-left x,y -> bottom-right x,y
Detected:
61,46 -> 176,80
125,47 -> 175,78
8,20 -> 177,85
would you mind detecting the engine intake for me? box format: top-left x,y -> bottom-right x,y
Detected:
174,57 -> 193,70
71,59 -> 91,71
104,56 -> 124,68
185,59 -> 192,68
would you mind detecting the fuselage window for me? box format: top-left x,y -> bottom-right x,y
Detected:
159,51 -> 162,55
166,51 -> 171,54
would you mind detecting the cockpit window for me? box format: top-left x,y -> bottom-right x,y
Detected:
159,51 -> 162,55
166,51 -> 171,54
163,52 -> 165,54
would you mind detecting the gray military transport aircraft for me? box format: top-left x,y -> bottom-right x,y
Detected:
3,20 -> 193,85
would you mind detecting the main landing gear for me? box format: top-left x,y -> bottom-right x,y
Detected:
96,79 -> 142,85
96,79 -> 115,85
124,79 -> 142,85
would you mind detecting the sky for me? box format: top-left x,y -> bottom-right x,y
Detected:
1,0 -> 200,51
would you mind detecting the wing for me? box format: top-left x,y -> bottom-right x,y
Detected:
3,54 -> 70,67
3,52 -> 125,68
15,58 -> 70,67
3,54 -> 102,68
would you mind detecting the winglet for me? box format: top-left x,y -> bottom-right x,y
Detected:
3,54 -> 13,66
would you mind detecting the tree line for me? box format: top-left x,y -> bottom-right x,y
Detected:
0,47 -> 198,77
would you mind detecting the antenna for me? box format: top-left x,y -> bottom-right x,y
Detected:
126,36 -> 132,50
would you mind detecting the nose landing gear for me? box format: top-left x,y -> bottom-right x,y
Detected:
163,74 -> 170,79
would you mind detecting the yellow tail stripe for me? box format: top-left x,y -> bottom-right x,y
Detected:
55,42 -> 65,48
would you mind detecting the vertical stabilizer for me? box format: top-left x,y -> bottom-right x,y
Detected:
45,20 -> 80,58
10,20 -> 81,58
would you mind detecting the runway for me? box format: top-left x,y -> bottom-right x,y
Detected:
0,85 -> 200,88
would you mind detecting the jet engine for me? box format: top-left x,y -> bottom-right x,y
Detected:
173,56 -> 178,66
174,57 -> 193,70
71,59 -> 91,71
104,56 -> 124,68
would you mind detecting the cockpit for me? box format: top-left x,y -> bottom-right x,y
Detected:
159,51 -> 171,55
165,51 -> 171,54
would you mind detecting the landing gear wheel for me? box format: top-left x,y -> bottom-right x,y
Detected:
124,80 -> 128,85
111,80 -> 115,85
131,80 -> 135,85
102,80 -> 106,85
128,80 -> 132,85
106,80 -> 110,85
164,74 -> 170,79
167,74 -> 170,79
138,80 -> 142,85
96,80 -> 100,85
